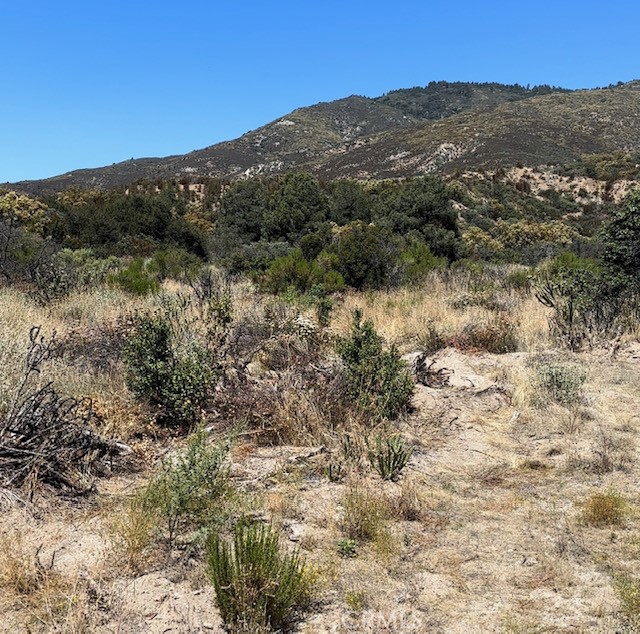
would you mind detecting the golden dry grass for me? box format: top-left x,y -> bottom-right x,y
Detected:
331,271 -> 551,353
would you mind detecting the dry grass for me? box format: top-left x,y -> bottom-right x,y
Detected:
0,267 -> 639,631
332,271 -> 551,353
108,495 -> 159,575
340,479 -> 392,543
0,528 -> 101,632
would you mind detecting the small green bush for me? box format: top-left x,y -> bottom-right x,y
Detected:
366,432 -> 413,481
140,429 -> 230,545
536,361 -> 586,405
337,538 -> 358,558
337,309 -> 414,420
206,521 -> 311,633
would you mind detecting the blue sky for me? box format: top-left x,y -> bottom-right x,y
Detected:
2,0 -> 639,183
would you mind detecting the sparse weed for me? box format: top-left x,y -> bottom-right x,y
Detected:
109,494 -> 159,574
344,589 -> 366,613
416,320 -> 445,355
337,538 -> 358,558
0,531 -> 92,630
616,574 -> 640,623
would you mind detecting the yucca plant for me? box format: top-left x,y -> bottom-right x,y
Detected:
206,521 -> 311,632
366,432 -> 413,481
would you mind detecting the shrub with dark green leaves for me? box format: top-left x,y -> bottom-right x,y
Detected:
337,309 -> 414,420
366,432 -> 413,481
207,521 -> 311,633
123,311 -> 216,427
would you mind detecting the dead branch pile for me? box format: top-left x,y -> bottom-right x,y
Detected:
413,352 -> 453,388
0,326 -> 120,494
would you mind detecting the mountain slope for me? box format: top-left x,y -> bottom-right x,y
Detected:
9,82 -> 640,194
316,84 -> 640,179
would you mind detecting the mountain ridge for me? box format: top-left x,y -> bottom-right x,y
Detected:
8,81 -> 640,194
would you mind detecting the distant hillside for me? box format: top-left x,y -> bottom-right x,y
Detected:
9,81 -> 640,194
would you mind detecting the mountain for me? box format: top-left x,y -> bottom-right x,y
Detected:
9,81 -> 640,194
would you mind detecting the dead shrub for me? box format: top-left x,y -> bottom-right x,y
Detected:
0,327 -> 121,495
448,315 -> 518,353
582,490 -> 626,527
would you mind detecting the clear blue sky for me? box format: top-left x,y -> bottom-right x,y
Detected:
2,0 -> 639,183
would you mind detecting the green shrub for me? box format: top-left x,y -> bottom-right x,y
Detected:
366,432 -> 413,481
399,241 -> 446,284
206,521 -> 311,633
602,189 -> 640,289
123,311 -> 217,427
535,361 -> 586,405
337,538 -> 358,558
258,248 -> 344,295
140,429 -> 230,545
504,267 -> 532,292
328,222 -> 396,290
337,309 -> 414,420
108,257 -> 160,295
534,254 -> 624,350
31,248 -> 120,303
148,248 -> 202,281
